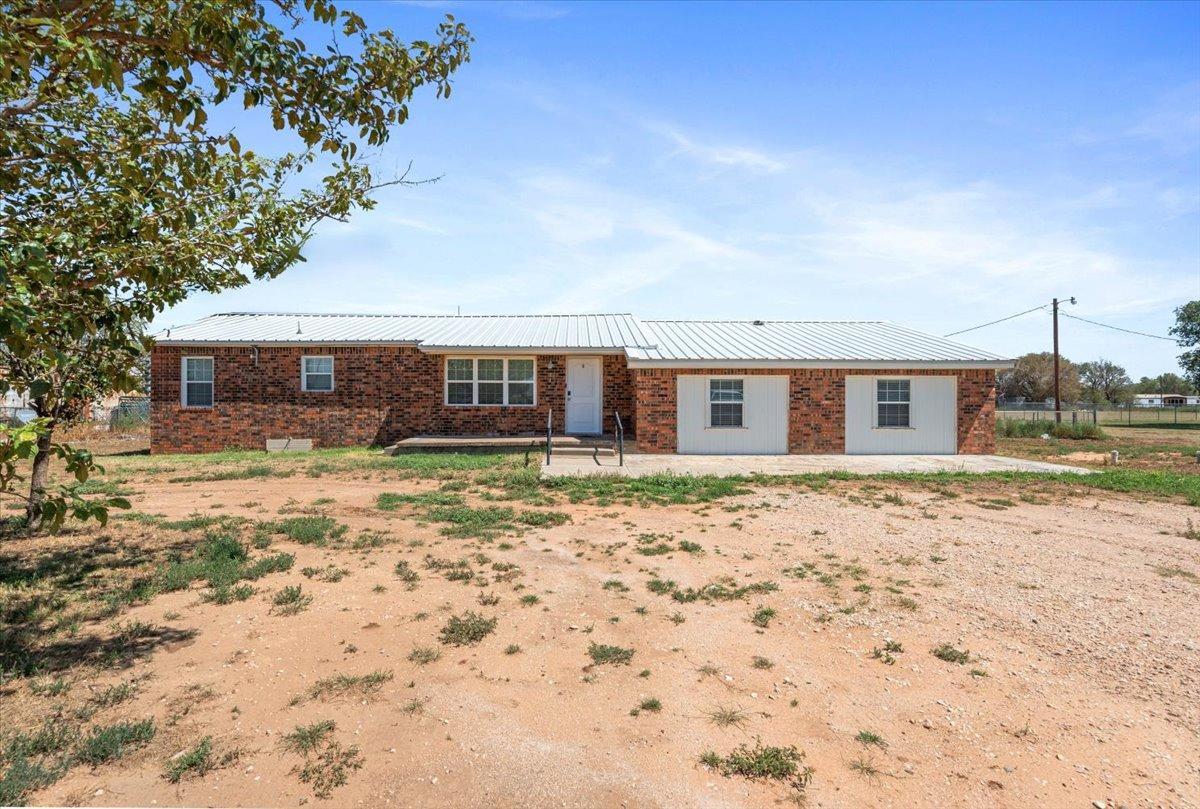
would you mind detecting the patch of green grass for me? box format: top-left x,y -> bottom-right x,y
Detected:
393,560 -> 420,588
424,504 -> 519,538
855,730 -> 886,748
281,720 -> 336,756
751,655 -> 774,670
279,719 -> 364,797
705,705 -> 750,729
504,644 -> 521,655
376,491 -> 465,510
168,464 -> 290,483
998,420 -> 1106,440
545,473 -> 751,505
438,611 -> 498,646
293,670 -> 393,704
665,577 -> 779,604
408,646 -> 441,665
0,722 -> 76,805
700,738 -> 813,792
1155,565 -> 1199,583
164,737 -> 213,783
75,719 -> 155,765
271,585 -> 313,616
750,606 -> 776,628
931,643 -> 971,664
265,516 -> 347,546
637,697 -> 662,713
517,510 -> 571,527
587,641 -> 635,666
848,755 -> 881,777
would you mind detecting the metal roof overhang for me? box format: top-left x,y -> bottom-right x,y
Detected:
624,358 -> 1015,370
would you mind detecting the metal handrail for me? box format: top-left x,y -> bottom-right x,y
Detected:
545,409 -> 552,465
614,410 -> 624,467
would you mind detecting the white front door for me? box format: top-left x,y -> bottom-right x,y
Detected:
565,357 -> 602,434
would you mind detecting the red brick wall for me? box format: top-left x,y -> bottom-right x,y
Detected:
151,346 -> 635,454
633,367 -> 996,455
602,354 -> 636,437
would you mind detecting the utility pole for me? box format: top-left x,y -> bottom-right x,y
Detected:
1052,296 -> 1076,423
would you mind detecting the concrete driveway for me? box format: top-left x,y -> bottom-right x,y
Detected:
542,453 -> 1091,477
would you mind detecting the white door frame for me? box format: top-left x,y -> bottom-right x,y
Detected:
565,356 -> 603,434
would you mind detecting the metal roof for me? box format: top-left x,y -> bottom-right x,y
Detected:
155,312 -> 1011,366
627,320 -> 1009,365
155,312 -> 654,352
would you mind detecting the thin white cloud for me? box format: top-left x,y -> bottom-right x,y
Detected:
649,123 -> 788,174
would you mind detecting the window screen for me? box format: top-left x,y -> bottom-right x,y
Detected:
876,379 -> 911,428
709,378 -> 744,427
302,356 -> 334,392
183,357 -> 214,407
445,358 -> 536,406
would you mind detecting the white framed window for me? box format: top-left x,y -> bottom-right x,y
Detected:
445,357 -> 536,406
876,379 -> 911,428
301,355 -> 334,392
709,378 -> 744,427
181,356 -> 214,408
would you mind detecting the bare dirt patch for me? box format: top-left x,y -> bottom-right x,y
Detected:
3,458 -> 1198,808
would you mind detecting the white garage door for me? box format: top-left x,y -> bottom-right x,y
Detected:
845,375 -> 957,454
677,375 -> 788,454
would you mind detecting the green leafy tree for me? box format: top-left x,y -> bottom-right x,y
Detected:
1170,301 -> 1200,390
0,1 -> 472,530
1132,373 -> 1195,395
1077,359 -> 1132,406
997,352 -> 1080,405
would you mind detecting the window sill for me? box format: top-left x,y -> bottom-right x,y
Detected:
444,403 -> 537,408
872,426 -> 915,431
706,426 -> 749,430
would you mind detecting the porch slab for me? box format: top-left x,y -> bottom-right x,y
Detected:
541,453 -> 1092,477
384,434 -> 609,454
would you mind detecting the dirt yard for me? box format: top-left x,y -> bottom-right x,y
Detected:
2,449 -> 1198,808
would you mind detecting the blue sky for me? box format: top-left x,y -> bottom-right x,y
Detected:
155,1 -> 1200,378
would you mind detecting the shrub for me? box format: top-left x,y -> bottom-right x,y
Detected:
75,719 -> 155,765
164,737 -> 213,782
997,419 -> 1105,440
587,642 -> 634,666
701,738 -> 813,791
439,611 -> 498,646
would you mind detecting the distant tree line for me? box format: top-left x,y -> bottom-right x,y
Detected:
997,303 -> 1200,407
998,355 -> 1195,407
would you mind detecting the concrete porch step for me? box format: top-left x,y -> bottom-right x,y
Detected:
551,445 -> 617,458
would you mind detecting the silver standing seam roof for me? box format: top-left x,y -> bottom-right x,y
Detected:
155,312 -> 1012,367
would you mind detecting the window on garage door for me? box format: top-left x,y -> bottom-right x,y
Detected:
709,378 -> 744,427
876,379 -> 910,428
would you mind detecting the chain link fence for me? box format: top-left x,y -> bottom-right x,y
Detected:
998,406 -> 1200,427
1,396 -> 149,429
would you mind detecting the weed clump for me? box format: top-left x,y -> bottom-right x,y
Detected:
700,738 -> 813,792
439,612 -> 498,646
587,642 -> 634,666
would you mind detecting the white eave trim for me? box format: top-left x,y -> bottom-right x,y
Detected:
155,340 -> 422,347
625,358 -> 1015,370
417,345 -> 626,355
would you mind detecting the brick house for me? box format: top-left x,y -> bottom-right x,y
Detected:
151,313 -> 1012,455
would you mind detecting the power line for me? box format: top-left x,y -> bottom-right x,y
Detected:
943,305 -> 1047,337
1059,312 -> 1174,341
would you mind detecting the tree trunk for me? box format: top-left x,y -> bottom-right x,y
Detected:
25,426 -> 54,531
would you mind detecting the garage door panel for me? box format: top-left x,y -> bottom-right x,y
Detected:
845,376 -> 957,454
677,376 -> 788,454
